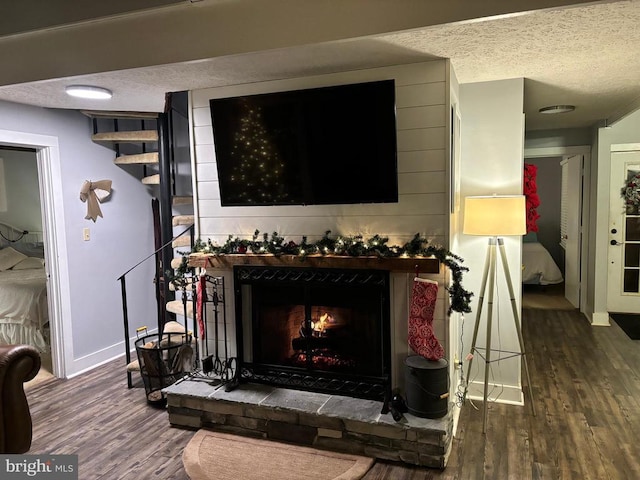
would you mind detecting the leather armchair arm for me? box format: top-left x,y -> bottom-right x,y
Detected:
0,344 -> 41,453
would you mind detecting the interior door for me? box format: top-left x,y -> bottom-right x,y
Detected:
561,155 -> 582,307
607,149 -> 640,313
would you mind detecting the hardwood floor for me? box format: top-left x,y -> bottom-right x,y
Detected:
26,308 -> 640,479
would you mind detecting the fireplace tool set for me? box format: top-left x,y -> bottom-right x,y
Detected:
181,274 -> 238,388
200,275 -> 238,387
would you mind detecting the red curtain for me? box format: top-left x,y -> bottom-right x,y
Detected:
523,163 -> 540,233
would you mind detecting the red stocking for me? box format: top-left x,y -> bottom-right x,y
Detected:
408,277 -> 444,361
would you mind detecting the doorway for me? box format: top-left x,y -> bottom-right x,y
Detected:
607,147 -> 640,313
524,146 -> 590,313
0,147 -> 53,377
0,128 -> 69,378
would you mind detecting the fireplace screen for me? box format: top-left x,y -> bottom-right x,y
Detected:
235,266 -> 390,400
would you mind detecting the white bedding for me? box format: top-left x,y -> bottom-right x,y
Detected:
522,242 -> 564,285
0,267 -> 48,352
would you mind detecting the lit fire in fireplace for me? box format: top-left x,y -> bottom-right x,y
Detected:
292,351 -> 355,369
290,311 -> 354,369
311,312 -> 334,336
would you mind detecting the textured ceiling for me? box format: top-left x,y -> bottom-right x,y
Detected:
382,0 -> 640,130
0,0 -> 182,37
0,0 -> 638,131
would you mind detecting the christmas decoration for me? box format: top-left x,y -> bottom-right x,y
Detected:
523,163 -> 540,232
622,172 -> 640,214
408,278 -> 444,361
189,230 -> 473,315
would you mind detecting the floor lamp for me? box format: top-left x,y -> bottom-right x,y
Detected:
462,195 -> 536,434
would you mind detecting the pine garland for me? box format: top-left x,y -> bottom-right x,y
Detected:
187,230 -> 473,315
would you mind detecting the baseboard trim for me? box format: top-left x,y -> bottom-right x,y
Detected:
465,380 -> 524,406
591,311 -> 611,326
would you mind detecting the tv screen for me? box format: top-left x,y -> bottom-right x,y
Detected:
209,80 -> 398,207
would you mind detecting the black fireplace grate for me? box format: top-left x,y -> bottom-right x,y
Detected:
234,265 -> 391,402
239,365 -> 388,400
235,266 -> 388,287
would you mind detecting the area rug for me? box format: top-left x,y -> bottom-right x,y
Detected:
610,313 -> 640,340
183,430 -> 374,480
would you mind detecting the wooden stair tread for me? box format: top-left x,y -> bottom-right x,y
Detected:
172,236 -> 192,248
115,152 -> 159,165
171,257 -> 186,269
173,215 -> 194,226
166,300 -> 193,317
142,174 -> 160,185
92,130 -> 158,144
81,110 -> 159,120
172,196 -> 193,206
168,277 -> 196,291
126,360 -> 140,372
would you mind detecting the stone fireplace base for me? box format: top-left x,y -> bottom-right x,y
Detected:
164,374 -> 454,469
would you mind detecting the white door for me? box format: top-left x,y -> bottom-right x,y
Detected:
560,155 -> 582,307
607,149 -> 640,313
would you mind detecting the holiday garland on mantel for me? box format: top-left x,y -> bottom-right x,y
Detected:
182,230 -> 472,315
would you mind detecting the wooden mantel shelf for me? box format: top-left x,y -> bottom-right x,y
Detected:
187,253 -> 440,273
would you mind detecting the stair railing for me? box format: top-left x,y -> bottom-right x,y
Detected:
118,223 -> 194,388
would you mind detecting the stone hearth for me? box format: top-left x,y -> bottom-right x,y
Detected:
164,376 -> 454,469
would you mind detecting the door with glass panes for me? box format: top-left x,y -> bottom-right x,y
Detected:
608,147 -> 640,312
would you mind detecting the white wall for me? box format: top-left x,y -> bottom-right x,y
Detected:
190,61 -> 452,390
591,108 -> 640,324
0,100 -> 156,376
0,148 -> 42,231
458,78 -> 525,405
525,128 -> 592,149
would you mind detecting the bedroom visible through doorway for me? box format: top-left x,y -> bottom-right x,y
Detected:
0,146 -> 54,379
523,146 -> 590,315
0,128 -> 68,381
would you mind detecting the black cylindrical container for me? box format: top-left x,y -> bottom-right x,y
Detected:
404,355 -> 449,419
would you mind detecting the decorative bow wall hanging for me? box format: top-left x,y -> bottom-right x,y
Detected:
79,179 -> 112,222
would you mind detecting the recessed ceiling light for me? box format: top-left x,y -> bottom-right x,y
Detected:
538,105 -> 575,114
65,85 -> 113,100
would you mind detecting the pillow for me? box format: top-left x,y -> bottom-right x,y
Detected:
11,256 -> 44,270
523,232 -> 538,243
0,246 -> 27,271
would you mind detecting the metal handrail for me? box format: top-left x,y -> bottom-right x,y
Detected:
120,223 -> 194,388
117,224 -> 193,281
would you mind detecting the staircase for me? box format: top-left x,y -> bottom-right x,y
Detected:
85,92 -> 197,386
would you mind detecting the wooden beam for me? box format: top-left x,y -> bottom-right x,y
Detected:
188,253 -> 440,273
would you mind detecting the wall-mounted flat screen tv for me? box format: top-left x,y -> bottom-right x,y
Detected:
209,79 -> 398,207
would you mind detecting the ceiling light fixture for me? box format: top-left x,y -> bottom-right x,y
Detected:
65,85 -> 113,100
538,105 -> 575,114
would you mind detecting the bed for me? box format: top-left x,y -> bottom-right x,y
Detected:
522,233 -> 564,285
0,222 -> 48,352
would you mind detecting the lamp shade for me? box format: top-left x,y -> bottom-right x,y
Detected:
463,195 -> 526,236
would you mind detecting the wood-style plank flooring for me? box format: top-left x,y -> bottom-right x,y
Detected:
25,307 -> 640,479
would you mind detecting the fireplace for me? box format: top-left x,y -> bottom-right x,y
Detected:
234,266 -> 391,401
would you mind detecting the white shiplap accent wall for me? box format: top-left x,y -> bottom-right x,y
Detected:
190,61 -> 450,390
